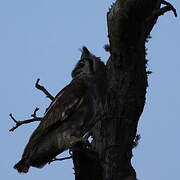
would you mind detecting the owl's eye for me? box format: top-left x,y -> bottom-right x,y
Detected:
78,60 -> 85,67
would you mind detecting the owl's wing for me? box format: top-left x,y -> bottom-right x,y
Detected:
14,79 -> 89,173
28,79 -> 87,142
21,78 -> 87,157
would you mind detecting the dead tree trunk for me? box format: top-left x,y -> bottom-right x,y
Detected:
73,0 -> 176,180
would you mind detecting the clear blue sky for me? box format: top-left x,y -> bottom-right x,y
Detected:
1,1 -> 179,179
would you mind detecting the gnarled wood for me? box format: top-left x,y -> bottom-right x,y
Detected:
90,0 -> 176,180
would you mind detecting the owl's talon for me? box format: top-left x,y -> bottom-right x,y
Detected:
69,137 -> 91,150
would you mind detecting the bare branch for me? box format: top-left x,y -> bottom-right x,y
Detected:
161,0 -> 177,17
9,108 -> 42,132
35,78 -> 55,101
31,107 -> 40,118
48,156 -> 72,164
146,0 -> 177,22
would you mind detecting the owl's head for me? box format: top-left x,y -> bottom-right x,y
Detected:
71,47 -> 106,79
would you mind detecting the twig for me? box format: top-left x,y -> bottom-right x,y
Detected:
35,78 -> 55,101
31,107 -> 40,118
9,108 -> 42,132
133,134 -> 141,148
161,0 -> 177,17
146,0 -> 177,22
48,156 -> 72,164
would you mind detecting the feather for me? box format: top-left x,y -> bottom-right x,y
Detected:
14,159 -> 29,173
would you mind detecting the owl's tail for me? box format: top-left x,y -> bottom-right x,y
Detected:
14,158 -> 29,173
14,140 -> 64,173
14,128 -> 67,173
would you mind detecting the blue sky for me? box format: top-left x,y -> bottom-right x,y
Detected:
0,1 -> 179,179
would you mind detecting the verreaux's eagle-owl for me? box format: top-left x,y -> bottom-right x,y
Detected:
14,47 -> 107,173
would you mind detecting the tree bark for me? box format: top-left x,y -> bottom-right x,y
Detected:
92,0 -> 161,180
72,0 -> 176,179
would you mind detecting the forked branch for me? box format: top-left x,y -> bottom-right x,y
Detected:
161,0 -> 177,17
147,0 -> 177,22
35,78 -> 55,101
9,107 -> 42,132
9,79 -> 54,132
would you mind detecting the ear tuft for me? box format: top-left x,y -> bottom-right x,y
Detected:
82,46 -> 90,55
80,46 -> 91,59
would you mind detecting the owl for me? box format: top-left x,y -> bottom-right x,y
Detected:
14,47 -> 107,173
